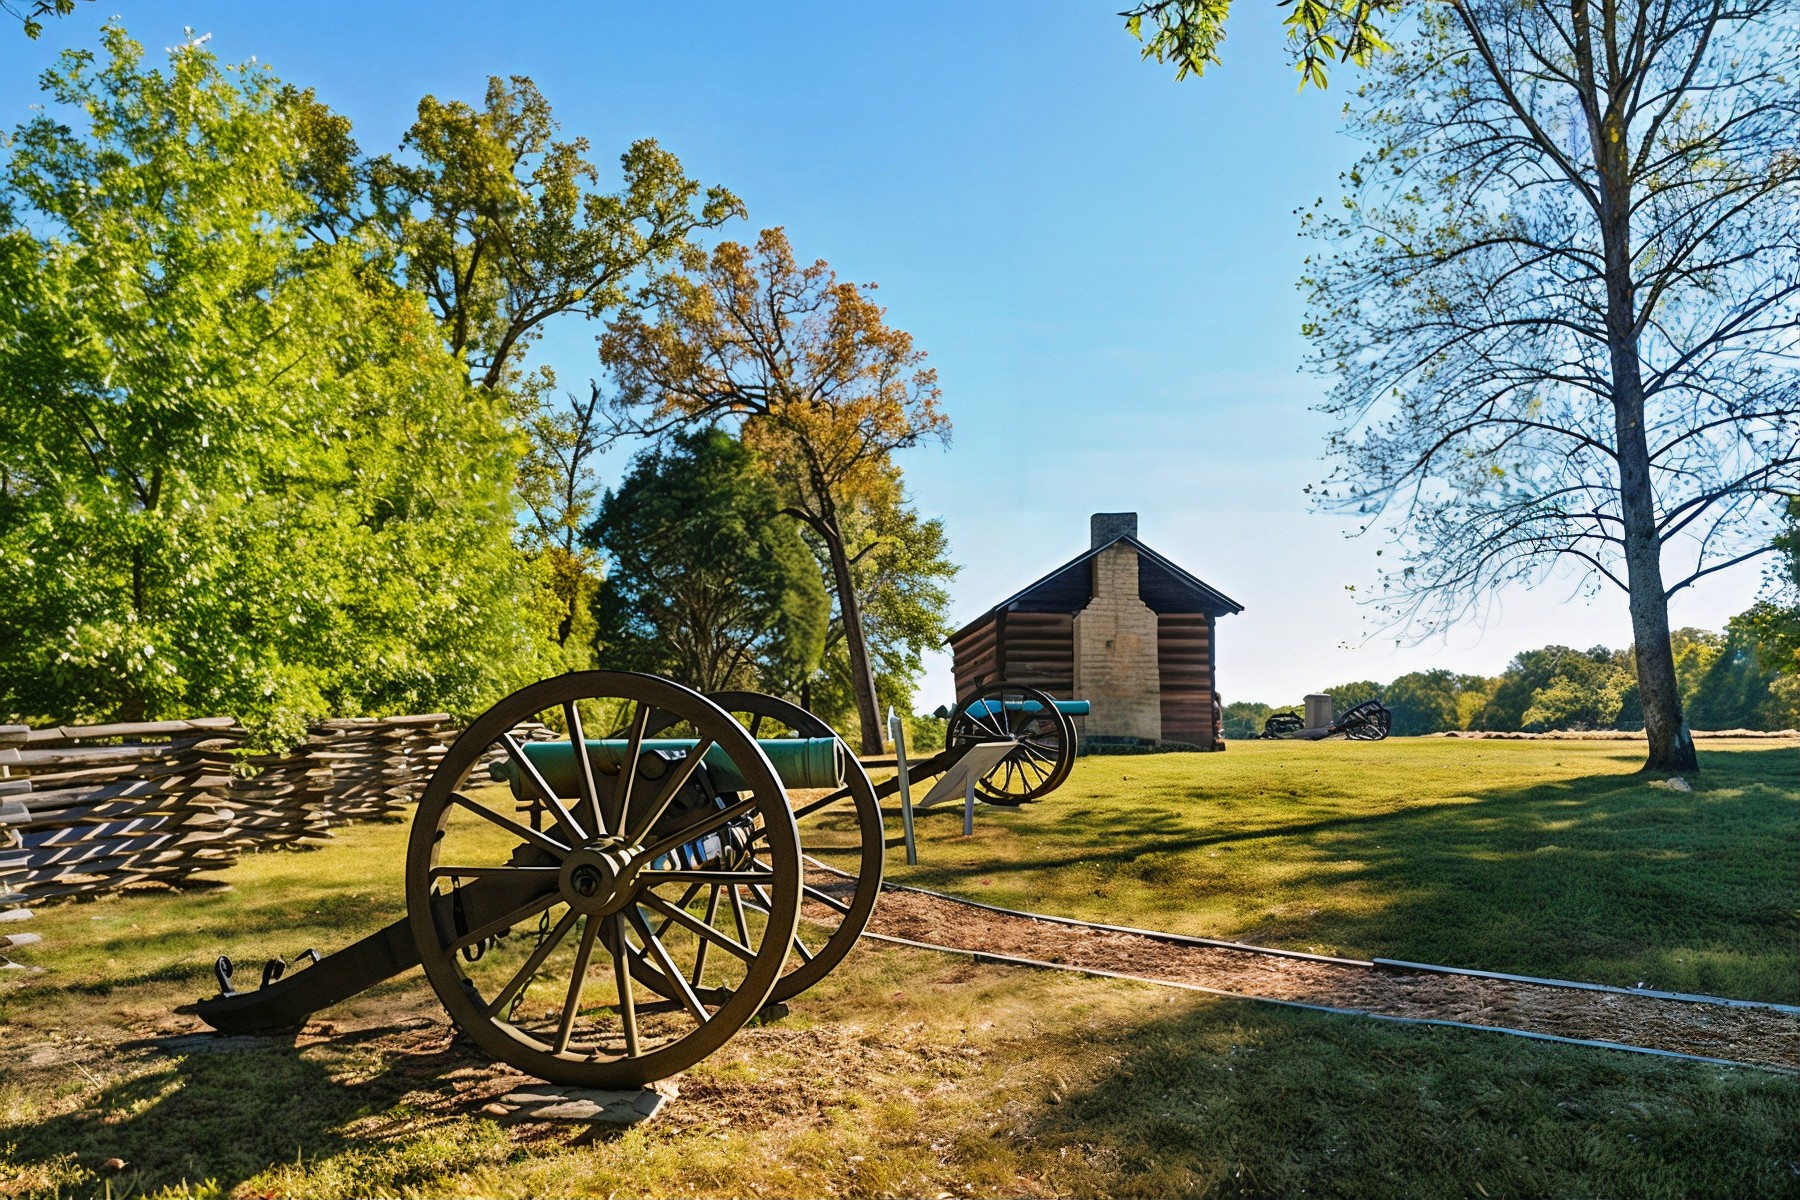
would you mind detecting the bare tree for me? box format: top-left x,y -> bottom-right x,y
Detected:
1305,0 -> 1800,772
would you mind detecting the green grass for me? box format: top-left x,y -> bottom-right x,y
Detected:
880,737 -> 1800,1003
0,739 -> 1795,1198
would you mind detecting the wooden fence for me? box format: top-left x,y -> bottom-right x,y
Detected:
0,714 -> 457,910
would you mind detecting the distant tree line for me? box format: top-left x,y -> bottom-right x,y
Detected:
0,26 -> 953,746
1225,603 -> 1798,740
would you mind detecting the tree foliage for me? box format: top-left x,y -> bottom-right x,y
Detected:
803,486 -> 957,735
1302,0 -> 1800,771
0,28 -> 555,738
602,227 -> 951,751
1122,0 -> 1396,88
586,429 -> 827,694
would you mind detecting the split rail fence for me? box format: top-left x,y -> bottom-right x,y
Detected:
0,716 -> 457,928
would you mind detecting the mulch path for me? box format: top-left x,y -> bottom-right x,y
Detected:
850,884 -> 1799,1071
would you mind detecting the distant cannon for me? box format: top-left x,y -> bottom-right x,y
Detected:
1261,698 -> 1392,741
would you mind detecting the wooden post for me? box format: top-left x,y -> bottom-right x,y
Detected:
886,708 -> 916,865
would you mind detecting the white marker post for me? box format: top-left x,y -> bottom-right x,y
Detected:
964,775 -> 975,837
886,707 -> 917,865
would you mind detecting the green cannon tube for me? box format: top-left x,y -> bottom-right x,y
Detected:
493,738 -> 844,797
964,699 -> 1091,718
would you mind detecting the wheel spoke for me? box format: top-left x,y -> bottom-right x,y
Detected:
610,914 -> 640,1057
449,791 -> 569,860
607,702 -> 651,836
640,890 -> 756,963
640,867 -> 779,885
690,885 -> 723,984
792,785 -> 853,821
625,736 -> 715,845
447,890 -> 561,954
650,881 -> 706,939
803,884 -> 853,917
727,883 -> 751,945
634,796 -> 760,863
428,865 -> 559,882
501,732 -> 588,843
564,700 -> 607,838
553,915 -> 600,1054
629,906 -> 708,1023
486,906 -> 579,1019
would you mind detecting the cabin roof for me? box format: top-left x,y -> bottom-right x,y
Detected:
949,534 -> 1244,642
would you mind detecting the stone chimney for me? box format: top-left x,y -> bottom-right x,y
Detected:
1090,512 -> 1139,548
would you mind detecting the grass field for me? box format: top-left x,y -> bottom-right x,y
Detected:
1,738 -> 1795,1198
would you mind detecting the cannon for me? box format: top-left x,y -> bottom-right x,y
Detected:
192,672 -> 1079,1088
1261,698 -> 1392,741
197,672 -> 883,1087
943,683 -> 1087,804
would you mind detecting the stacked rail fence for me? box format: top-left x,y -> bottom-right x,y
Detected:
0,714 -> 457,913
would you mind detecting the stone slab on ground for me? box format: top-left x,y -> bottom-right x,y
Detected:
487,1082 -> 676,1126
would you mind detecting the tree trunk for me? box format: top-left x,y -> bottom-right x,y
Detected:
1580,5 -> 1699,773
819,521 -> 885,755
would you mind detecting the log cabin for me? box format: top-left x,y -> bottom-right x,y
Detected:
947,513 -> 1243,750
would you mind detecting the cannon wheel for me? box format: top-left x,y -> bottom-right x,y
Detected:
1340,699 -> 1392,741
636,691 -> 883,1004
407,672 -> 802,1088
946,682 -> 1077,805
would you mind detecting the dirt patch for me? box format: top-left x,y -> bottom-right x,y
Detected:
864,887 -> 1800,1071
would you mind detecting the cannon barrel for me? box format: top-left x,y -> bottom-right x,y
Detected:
496,737 -> 845,797
961,698 -> 1090,718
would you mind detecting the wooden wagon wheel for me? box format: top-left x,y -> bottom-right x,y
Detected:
407,672 -> 801,1088
636,691 -> 884,1005
946,682 -> 1077,805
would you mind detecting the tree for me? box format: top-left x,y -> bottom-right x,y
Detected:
602,228 -> 951,752
1122,0 -> 1397,88
0,28 -> 554,738
368,75 -> 742,393
586,429 -> 827,694
802,486 -> 957,733
1302,0 -> 1800,772
5,0 -> 85,39
1222,700 -> 1274,739
515,371 -> 609,653
1381,669 -> 1472,735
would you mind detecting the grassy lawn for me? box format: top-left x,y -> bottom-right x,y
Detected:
1,738 -> 1795,1198
879,737 -> 1800,1004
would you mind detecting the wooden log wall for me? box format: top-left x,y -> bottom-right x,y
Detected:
0,713 -> 458,912
998,612 -> 1075,696
1157,614 -> 1215,748
949,617 -> 999,701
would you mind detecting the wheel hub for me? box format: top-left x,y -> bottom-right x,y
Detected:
558,839 -> 638,916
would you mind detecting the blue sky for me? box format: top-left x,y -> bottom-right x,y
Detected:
2,1 -> 1770,710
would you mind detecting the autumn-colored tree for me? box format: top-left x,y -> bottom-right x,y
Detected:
602,228 -> 950,751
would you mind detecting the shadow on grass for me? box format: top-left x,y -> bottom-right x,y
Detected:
1033,997 -> 1800,1200
0,1021 -> 488,1196
904,747 -> 1800,1002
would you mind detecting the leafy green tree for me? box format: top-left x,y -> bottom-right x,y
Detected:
367,75 -> 743,393
1221,700 -> 1274,740
0,28 -> 553,738
1381,669 -> 1484,736
1730,498 -> 1800,725
5,0 -> 85,39
586,429 -> 827,694
1685,630 -> 1783,730
1320,680 -> 1384,720
802,488 -> 957,736
1123,0 -> 1395,89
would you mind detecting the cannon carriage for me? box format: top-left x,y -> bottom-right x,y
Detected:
196,671 -> 1085,1087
